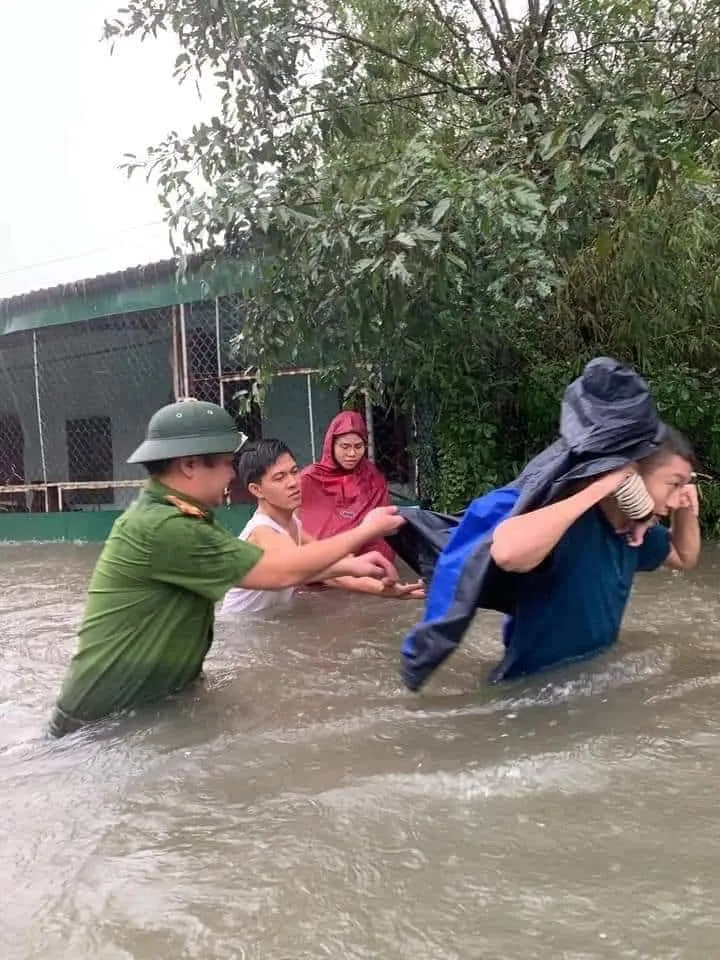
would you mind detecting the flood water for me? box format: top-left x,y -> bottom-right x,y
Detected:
1,542 -> 719,959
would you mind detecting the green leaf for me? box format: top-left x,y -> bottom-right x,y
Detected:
413,226 -> 442,243
579,113 -> 605,151
538,125 -> 570,160
431,198 -> 451,226
352,257 -> 376,274
388,254 -> 411,284
394,232 -> 416,248
595,230 -> 613,258
445,252 -> 467,271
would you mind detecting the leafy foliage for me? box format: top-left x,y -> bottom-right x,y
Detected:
107,0 -> 720,531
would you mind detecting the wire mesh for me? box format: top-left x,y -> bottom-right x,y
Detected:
183,301 -> 220,404
0,331 -> 36,511
413,395 -> 437,508
0,294 -> 423,514
0,310 -> 173,511
38,310 -> 174,506
218,294 -> 247,374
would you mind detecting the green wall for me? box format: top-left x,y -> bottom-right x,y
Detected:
0,494 -> 416,543
0,505 -> 255,543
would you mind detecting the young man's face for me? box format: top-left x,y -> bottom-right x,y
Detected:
640,454 -> 694,517
250,453 -> 302,511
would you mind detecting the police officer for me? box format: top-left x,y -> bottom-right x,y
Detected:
50,399 -> 404,736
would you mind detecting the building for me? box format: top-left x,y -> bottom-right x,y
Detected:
0,257 -> 415,541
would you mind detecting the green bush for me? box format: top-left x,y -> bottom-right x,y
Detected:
431,356 -> 720,537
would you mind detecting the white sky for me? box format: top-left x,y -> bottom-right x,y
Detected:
0,1 -> 531,302
0,0 -> 206,299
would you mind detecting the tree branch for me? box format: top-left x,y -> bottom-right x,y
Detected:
291,87 -> 450,120
540,1 -> 555,40
308,24 -> 486,101
559,36 -> 698,57
465,0 -> 508,70
489,0 -> 514,38
426,0 -> 475,72
696,87 -> 720,116
426,0 -> 468,45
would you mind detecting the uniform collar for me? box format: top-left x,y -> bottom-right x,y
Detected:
144,478 -> 215,521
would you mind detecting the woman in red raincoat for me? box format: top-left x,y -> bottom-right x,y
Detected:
299,411 -> 396,562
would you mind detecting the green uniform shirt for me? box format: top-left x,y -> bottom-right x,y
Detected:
50,480 -> 262,734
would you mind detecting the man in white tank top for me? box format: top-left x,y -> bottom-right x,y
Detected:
220,440 -> 424,616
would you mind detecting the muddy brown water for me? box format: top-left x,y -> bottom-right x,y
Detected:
1,542 -> 719,959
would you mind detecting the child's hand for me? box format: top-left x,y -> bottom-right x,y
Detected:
381,580 -> 425,599
624,516 -> 657,547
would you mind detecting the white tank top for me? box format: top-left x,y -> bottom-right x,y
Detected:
219,511 -> 302,615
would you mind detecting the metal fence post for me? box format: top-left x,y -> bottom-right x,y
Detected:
215,297 -> 223,382
171,305 -> 181,401
31,330 -> 49,511
306,373 -> 317,462
179,302 -> 190,397
364,390 -> 376,464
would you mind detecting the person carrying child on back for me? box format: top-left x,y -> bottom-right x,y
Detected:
398,358 -> 702,691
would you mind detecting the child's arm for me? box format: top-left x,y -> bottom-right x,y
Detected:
322,576 -> 425,599
299,526 -> 424,598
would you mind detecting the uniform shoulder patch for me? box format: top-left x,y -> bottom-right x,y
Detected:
165,495 -> 208,519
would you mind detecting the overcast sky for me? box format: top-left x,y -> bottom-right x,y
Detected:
0,0 -> 206,299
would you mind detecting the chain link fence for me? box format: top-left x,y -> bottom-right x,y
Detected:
0,309 -> 174,512
0,296 -> 424,513
412,395 -> 437,508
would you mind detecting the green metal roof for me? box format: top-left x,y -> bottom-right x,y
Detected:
0,254 -> 256,336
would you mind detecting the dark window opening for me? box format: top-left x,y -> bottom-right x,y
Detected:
0,414 -> 24,485
0,414 -> 26,512
66,416 -> 114,505
338,389 -> 411,485
226,379 -> 264,504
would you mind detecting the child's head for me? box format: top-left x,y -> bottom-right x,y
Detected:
236,439 -> 301,510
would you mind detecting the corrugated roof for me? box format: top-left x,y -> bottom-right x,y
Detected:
0,238 -> 268,336
0,253 -> 209,316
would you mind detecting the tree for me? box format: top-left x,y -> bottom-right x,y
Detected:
107,0 -> 720,522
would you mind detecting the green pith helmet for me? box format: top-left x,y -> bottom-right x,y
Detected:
127,398 -> 247,464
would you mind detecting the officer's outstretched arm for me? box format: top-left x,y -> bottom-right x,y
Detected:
239,507 -> 404,589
